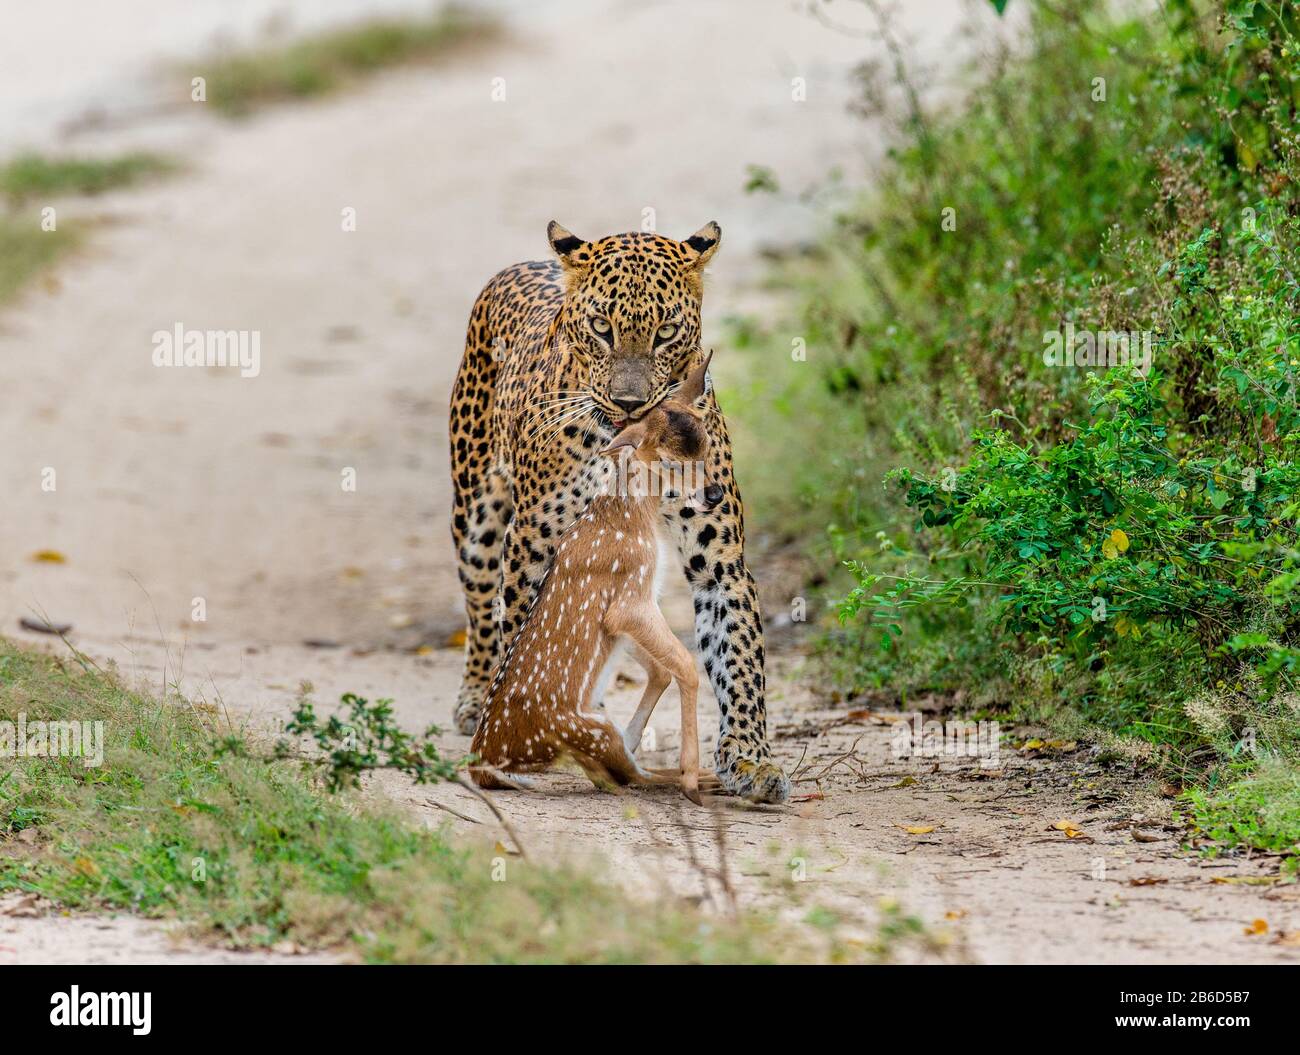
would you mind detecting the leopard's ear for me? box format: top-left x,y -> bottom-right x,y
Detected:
682,221 -> 721,269
547,221 -> 592,270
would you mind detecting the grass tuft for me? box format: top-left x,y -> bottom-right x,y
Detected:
0,151 -> 179,306
199,6 -> 500,115
0,153 -> 176,203
1183,762 -> 1300,867
0,220 -> 81,306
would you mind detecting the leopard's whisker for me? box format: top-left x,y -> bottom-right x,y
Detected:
531,395 -> 589,412
526,406 -> 580,441
530,392 -> 589,412
538,401 -> 596,447
573,410 -> 603,451
523,396 -> 590,436
540,405 -> 592,444
530,404 -> 580,444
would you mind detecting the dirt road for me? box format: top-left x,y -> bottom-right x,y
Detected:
2,0 -> 1297,964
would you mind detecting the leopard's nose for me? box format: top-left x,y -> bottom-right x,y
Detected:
612,397 -> 643,417
703,483 -> 724,508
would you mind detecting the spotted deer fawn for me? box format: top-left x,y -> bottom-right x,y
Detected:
470,354 -> 720,804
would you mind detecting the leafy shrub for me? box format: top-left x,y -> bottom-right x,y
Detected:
749,0 -> 1300,845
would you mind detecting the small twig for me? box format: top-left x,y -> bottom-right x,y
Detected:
707,798 -> 740,917
632,803 -> 684,903
671,797 -> 717,911
422,797 -> 482,826
795,734 -> 869,782
454,775 -> 528,859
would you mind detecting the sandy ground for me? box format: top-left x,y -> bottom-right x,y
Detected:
2,0 -> 1297,964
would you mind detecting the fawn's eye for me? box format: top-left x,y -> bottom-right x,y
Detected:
655,323 -> 678,343
590,317 -> 612,339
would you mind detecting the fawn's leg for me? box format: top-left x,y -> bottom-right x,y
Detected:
469,765 -> 540,791
568,714 -> 717,802
567,717 -> 675,791
623,644 -> 672,757
610,606 -> 702,805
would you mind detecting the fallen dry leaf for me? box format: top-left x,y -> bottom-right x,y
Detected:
1132,828 -> 1165,843
888,776 -> 918,789
29,549 -> 66,564
0,893 -> 44,918
1244,918 -> 1269,936
18,617 -> 72,635
900,825 -> 936,835
1129,876 -> 1168,887
445,628 -> 467,648
1212,875 -> 1279,887
846,709 -> 900,724
945,909 -> 968,920
1052,819 -> 1087,838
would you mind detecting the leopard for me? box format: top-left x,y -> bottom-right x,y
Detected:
448,220 -> 790,804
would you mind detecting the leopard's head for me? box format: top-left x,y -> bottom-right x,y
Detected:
547,220 -> 721,427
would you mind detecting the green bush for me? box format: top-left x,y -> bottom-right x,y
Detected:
749,0 -> 1300,851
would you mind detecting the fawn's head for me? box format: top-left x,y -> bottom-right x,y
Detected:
599,352 -> 723,511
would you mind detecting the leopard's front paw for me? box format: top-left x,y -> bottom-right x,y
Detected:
452,697 -> 482,736
718,752 -> 791,804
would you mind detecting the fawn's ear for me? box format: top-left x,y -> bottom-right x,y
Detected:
678,349 -> 713,405
548,221 -> 592,270
600,419 -> 650,457
681,221 -> 721,269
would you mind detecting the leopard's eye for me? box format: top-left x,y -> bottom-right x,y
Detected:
590,317 -> 612,337
656,323 -> 678,342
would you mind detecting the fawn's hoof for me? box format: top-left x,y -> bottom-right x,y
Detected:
723,758 -> 791,804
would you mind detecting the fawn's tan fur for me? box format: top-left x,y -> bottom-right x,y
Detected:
470,358 -> 717,803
